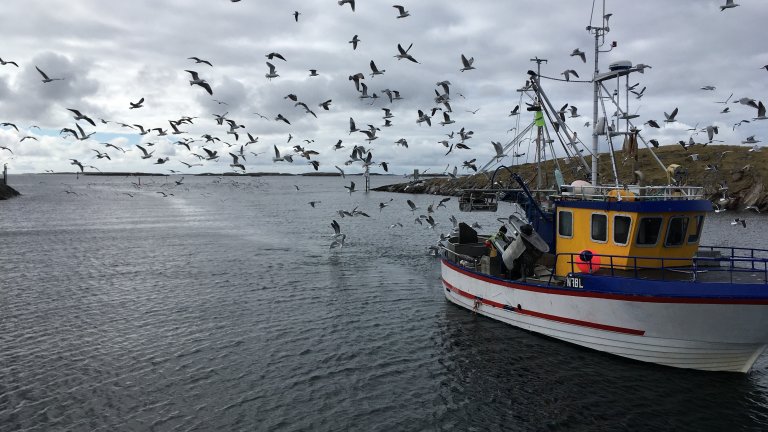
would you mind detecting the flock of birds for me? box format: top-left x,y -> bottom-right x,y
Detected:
0,1 -> 765,246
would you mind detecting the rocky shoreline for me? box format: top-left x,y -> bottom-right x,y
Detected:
374,144 -> 768,212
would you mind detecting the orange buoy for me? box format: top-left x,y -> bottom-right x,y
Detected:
575,249 -> 601,273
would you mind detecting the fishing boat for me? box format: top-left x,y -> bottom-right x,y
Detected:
439,8 -> 768,373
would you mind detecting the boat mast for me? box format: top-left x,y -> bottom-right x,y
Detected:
531,57 -> 547,192
589,2 -> 609,186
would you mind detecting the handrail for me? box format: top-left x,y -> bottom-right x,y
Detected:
554,184 -> 705,201
438,244 -> 480,268
553,250 -> 768,284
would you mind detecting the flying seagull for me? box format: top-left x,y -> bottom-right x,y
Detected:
663,107 -> 679,123
265,62 -> 279,80
67,108 -> 96,127
561,69 -> 579,81
349,35 -> 360,50
754,101 -> 767,120
460,54 -> 475,72
272,145 -> 293,162
393,5 -> 410,18
369,60 -> 385,77
570,48 -> 586,63
720,0 -> 740,11
188,56 -> 212,66
229,153 -> 245,170
69,159 -> 84,172
135,145 -> 154,160
35,66 -> 63,83
330,220 -> 346,249
338,0 -> 355,11
491,141 -> 505,160
0,58 -> 19,67
129,98 -> 144,109
185,70 -> 213,95
266,52 -> 286,61
395,43 -> 419,63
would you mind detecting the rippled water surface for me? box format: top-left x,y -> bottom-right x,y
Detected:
2,174 -> 768,431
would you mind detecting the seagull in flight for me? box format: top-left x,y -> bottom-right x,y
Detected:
460,54 -> 475,72
135,145 -> 154,160
663,107 -> 679,123
69,159 -> 85,172
561,69 -> 579,81
35,66 -> 63,83
229,153 -> 245,171
349,34 -> 360,50
570,48 -> 586,63
129,98 -> 144,109
272,145 -> 293,162
188,56 -> 212,66
395,43 -> 419,63
265,62 -> 279,80
754,101 -> 767,120
67,108 -> 96,127
369,60 -> 385,77
720,0 -> 739,11
393,5 -> 410,18
338,0 -> 355,12
266,52 -> 286,61
0,58 -> 19,67
185,70 -> 213,95
491,141 -> 505,160
330,220 -> 346,249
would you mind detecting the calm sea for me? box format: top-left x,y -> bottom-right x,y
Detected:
1,174 -> 767,431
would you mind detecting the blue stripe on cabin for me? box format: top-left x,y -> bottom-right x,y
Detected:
555,199 -> 713,213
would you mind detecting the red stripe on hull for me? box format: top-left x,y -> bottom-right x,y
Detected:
442,259 -> 768,305
443,279 -> 646,336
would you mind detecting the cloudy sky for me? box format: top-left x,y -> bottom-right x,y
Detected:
0,0 -> 766,176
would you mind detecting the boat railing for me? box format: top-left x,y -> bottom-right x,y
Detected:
438,243 -> 481,269
552,247 -> 768,285
458,188 -> 558,212
553,184 -> 705,202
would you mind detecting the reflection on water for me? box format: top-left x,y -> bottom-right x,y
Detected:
1,174 -> 767,431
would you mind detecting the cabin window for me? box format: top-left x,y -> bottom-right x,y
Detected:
688,215 -> 704,244
665,216 -> 689,247
636,217 -> 663,246
591,213 -> 607,242
558,211 -> 573,238
613,215 -> 632,245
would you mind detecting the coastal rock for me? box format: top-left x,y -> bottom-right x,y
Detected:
0,183 -> 20,200
375,144 -> 768,212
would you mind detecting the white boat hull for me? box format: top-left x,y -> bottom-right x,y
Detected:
441,260 -> 768,372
